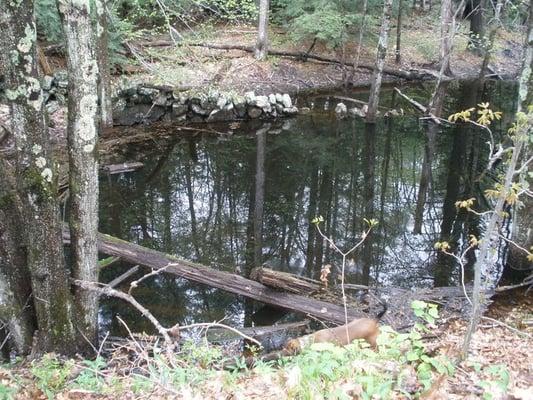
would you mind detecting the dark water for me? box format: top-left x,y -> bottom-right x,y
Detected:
98,80 -> 519,336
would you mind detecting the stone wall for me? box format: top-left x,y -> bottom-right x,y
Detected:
2,70 -> 299,126
113,85 -> 299,126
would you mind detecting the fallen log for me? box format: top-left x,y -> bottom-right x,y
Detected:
65,231 -> 367,324
250,267 -> 321,294
137,40 -> 439,81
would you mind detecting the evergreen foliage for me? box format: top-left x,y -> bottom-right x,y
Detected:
272,0 -> 371,49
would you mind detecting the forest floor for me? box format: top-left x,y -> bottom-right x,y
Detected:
0,288 -> 531,399
108,14 -> 525,94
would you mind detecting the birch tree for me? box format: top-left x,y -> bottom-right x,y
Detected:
366,0 -> 394,123
58,0 -> 101,349
438,0 -> 454,76
459,7 -> 532,356
255,0 -> 269,60
0,0 -> 76,355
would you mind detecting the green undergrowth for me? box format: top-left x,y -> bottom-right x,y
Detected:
0,302 -> 512,399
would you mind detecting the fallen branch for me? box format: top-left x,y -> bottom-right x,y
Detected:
394,87 -> 441,124
107,266 -> 140,288
73,279 -> 174,347
481,316 -> 532,339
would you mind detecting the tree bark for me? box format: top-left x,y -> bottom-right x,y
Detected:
366,0 -> 394,123
58,0 -> 101,351
395,0 -> 403,64
255,0 -> 269,60
0,181 -> 35,355
509,3 -> 533,271
94,0 -> 113,127
0,0 -> 76,355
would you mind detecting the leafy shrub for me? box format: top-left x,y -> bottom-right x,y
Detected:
272,0 -> 363,49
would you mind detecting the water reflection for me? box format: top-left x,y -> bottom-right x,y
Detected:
99,80 -> 518,333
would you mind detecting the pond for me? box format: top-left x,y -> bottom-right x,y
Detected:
98,79 -> 519,337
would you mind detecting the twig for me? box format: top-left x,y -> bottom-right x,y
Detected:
178,322 -> 262,347
481,316 -> 532,338
129,265 -> 170,295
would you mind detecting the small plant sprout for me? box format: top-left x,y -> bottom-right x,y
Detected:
434,233 -> 479,306
312,215 -> 377,341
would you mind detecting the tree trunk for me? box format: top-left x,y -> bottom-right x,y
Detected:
0,187 -> 35,355
255,0 -> 269,60
0,0 -> 76,355
462,13 -> 532,355
366,0 -> 394,123
478,0 -> 504,79
438,0 -> 454,76
467,0 -> 487,54
95,0 -> 113,127
58,0 -> 101,351
509,3 -> 533,272
395,0 -> 403,64
254,126 -> 267,266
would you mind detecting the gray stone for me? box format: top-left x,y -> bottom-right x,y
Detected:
275,93 -> 283,103
190,96 -> 201,105
335,102 -> 347,115
247,106 -> 262,119
172,103 -> 188,116
137,86 -> 159,98
234,101 -> 247,118
216,95 -> 227,109
281,93 -> 292,108
244,91 -> 256,103
53,70 -> 68,88
254,95 -> 271,113
282,106 -> 298,115
154,92 -> 168,106
42,75 -> 53,91
207,107 -> 235,122
190,103 -> 209,116
268,94 -> 277,105
348,107 -> 365,118
275,104 -> 284,114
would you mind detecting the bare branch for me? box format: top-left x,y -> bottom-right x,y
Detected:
73,279 -> 174,347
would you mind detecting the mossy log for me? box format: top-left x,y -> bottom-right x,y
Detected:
64,230 -> 367,324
